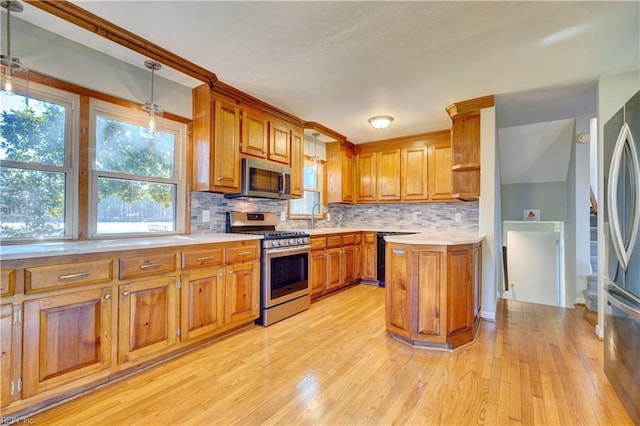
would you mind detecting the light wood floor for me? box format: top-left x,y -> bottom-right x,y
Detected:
32,284 -> 632,425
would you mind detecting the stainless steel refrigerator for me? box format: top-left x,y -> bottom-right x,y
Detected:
603,89 -> 640,424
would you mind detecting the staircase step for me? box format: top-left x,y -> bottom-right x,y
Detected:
591,256 -> 598,273
583,289 -> 598,312
590,214 -> 597,227
591,227 -> 598,241
587,274 -> 598,291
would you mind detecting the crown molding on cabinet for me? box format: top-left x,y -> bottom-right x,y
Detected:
446,95 -> 495,118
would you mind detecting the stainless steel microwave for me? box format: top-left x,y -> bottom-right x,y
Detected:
225,158 -> 292,199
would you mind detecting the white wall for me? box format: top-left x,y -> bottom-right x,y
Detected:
573,116 -> 593,304
501,182 -> 568,221
480,106 -> 497,320
596,70 -> 640,337
8,15 -> 193,119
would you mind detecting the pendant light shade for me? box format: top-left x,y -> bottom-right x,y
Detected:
1,0 -> 29,99
368,115 -> 394,130
141,60 -> 163,139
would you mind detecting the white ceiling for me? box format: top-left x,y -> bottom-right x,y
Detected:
14,1 -> 640,143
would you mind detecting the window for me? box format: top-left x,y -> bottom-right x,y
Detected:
289,158 -> 324,217
90,100 -> 186,236
0,84 -> 78,240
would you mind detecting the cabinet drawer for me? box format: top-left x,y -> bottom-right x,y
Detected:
0,270 -> 15,297
326,235 -> 342,248
342,234 -> 356,245
355,233 -> 362,244
26,260 -> 113,293
310,237 -> 326,251
364,233 -> 377,244
182,248 -> 224,269
119,253 -> 176,280
226,245 -> 258,263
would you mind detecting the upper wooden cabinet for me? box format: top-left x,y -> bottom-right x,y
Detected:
326,142 -> 355,203
401,146 -> 429,201
240,107 -> 268,159
428,143 -> 453,200
355,152 -> 376,202
290,126 -> 304,197
268,120 -> 291,164
192,85 -> 241,193
376,149 -> 401,201
446,95 -> 494,200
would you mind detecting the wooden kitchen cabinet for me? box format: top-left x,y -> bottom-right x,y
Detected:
446,95 -> 494,200
377,149 -> 401,201
428,143 -> 453,200
22,287 -> 114,397
241,107 -> 268,159
385,241 -> 482,349
180,266 -> 225,341
326,247 -> 342,290
401,146 -> 430,201
118,276 -> 178,364
361,232 -> 378,283
342,245 -> 355,285
326,142 -> 355,203
355,152 -> 376,202
353,234 -> 362,281
290,126 -> 304,197
268,120 -> 291,164
310,236 -> 328,297
192,85 -> 241,193
224,261 -> 259,325
1,269 -> 15,297
1,303 -> 17,408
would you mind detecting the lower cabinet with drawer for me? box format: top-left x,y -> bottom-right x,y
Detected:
0,238 -> 261,418
309,232 -> 362,300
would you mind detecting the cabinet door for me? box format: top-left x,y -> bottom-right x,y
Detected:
473,244 -> 482,326
268,121 -> 290,164
225,261 -> 259,325
342,150 -> 354,202
447,246 -> 474,336
356,152 -> 376,202
23,287 -> 113,397
290,127 -> 304,197
377,149 -> 401,201
180,267 -> 225,341
213,99 -> 241,192
429,143 -> 453,200
118,277 -> 177,364
401,146 -> 429,201
310,250 -> 328,297
342,246 -> 355,285
326,248 -> 342,290
385,244 -> 411,337
241,109 -> 268,159
362,233 -> 377,281
353,243 -> 362,281
413,247 -> 447,340
451,114 -> 481,198
1,304 -> 13,408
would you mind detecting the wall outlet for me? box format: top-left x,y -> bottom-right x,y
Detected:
338,214 -> 343,221
202,210 -> 210,222
280,211 -> 287,221
412,211 -> 419,221
326,213 -> 331,221
454,213 -> 462,222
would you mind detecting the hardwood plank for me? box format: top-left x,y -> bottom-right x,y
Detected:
30,288 -> 633,425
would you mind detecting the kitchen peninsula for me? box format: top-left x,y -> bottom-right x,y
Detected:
382,233 -> 483,350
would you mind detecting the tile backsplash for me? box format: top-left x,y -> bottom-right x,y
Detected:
191,192 -> 478,234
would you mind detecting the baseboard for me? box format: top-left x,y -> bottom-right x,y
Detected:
480,310 -> 496,321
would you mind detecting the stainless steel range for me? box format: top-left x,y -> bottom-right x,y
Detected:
227,211 -> 310,326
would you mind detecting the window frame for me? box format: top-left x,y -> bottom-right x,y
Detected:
88,98 -> 187,238
0,81 -> 79,242
288,156 -> 325,219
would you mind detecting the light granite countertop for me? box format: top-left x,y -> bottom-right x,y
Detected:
304,228 -> 483,245
0,234 -> 262,261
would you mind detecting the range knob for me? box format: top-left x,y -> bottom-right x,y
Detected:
271,240 -> 279,247
297,238 -> 305,244
288,239 -> 295,245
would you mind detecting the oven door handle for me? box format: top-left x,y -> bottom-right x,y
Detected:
606,284 -> 640,320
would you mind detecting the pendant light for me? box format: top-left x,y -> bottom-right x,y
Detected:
1,0 -> 29,99
311,132 -> 320,178
141,60 -> 162,139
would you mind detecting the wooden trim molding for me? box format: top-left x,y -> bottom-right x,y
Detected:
445,95 -> 495,118
303,122 -> 347,143
24,0 -> 218,88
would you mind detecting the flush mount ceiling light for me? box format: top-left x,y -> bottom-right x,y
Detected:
368,115 -> 394,130
1,0 -> 29,98
141,59 -> 163,139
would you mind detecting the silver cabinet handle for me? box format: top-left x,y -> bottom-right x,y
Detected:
197,256 -> 213,261
139,263 -> 161,269
104,294 -> 111,300
122,291 -> 130,297
392,249 -> 406,255
218,273 -> 224,277
58,272 -> 90,280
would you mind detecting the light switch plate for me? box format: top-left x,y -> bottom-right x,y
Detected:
280,211 -> 287,221
202,210 -> 210,222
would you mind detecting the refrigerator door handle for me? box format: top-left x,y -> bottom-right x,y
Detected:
607,289 -> 640,320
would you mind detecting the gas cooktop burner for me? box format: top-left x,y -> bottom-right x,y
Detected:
242,230 -> 309,240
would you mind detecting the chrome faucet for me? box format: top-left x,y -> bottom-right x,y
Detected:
311,203 -> 324,229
